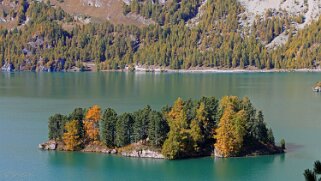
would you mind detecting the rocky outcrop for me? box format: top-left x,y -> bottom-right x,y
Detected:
125,13 -> 155,26
82,0 -> 102,7
121,149 -> 164,159
101,149 -> 117,154
238,0 -> 321,48
38,140 -> 57,150
214,148 -> 224,158
36,65 -> 49,72
1,62 -> 14,72
313,82 -> 321,92
39,140 -> 120,154
122,0 -> 167,5
39,140 -> 164,159
81,144 -> 118,154
313,86 -> 321,92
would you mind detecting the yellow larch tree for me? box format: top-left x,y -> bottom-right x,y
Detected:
63,120 -> 81,151
84,105 -> 101,144
214,96 -> 247,157
85,105 -> 101,122
162,98 -> 189,159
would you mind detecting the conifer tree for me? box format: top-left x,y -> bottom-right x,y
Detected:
214,96 -> 247,157
84,105 -> 101,143
101,108 -> 117,147
63,120 -> 82,151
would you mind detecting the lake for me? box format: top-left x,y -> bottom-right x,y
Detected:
0,72 -> 321,181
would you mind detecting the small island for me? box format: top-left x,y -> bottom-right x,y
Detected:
313,82 -> 321,92
39,96 -> 284,159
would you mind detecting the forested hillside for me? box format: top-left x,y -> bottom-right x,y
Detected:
0,0 -> 320,71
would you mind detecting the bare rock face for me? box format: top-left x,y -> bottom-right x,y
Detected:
123,0 -> 167,6
237,0 -> 321,48
141,149 -> 164,159
214,148 -> 224,158
122,150 -> 139,157
1,62 -> 14,72
122,0 -> 131,5
121,149 -> 164,159
82,0 -> 102,7
110,149 -> 117,154
101,148 -> 118,154
101,149 -> 111,153
38,140 -> 57,150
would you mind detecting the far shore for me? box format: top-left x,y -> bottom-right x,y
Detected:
3,65 -> 321,73
100,66 -> 321,73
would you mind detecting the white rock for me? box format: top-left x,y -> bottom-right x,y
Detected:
214,148 -> 224,158
111,149 -> 117,154
121,149 -> 164,159
48,143 -> 57,150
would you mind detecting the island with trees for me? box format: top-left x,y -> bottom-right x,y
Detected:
39,96 -> 285,159
313,82 -> 321,92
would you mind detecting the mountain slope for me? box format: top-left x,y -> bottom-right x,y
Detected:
50,0 -> 152,27
0,0 -> 320,71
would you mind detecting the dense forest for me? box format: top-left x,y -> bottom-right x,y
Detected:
46,96 -> 284,159
0,0 -> 320,71
123,0 -> 203,25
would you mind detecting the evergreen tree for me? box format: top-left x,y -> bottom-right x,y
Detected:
252,110 -> 268,143
132,105 -> 151,143
69,108 -> 84,140
101,108 -> 117,147
267,128 -> 275,144
48,114 -> 68,140
115,113 -> 134,147
148,110 -> 169,146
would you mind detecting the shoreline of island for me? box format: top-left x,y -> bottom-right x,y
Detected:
39,140 -> 166,159
39,139 -> 284,159
38,96 -> 285,160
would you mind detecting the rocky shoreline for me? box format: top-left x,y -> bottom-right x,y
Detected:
120,149 -> 164,159
39,140 -> 283,159
38,140 -> 165,159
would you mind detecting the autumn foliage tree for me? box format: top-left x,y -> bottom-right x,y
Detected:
84,105 -> 101,144
162,98 -> 204,159
63,120 -> 82,151
214,96 -> 247,157
214,96 -> 277,158
162,98 -> 188,159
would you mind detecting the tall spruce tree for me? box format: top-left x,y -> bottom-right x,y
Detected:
101,108 -> 117,147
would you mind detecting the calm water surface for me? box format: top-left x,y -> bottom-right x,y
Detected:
1,72 -> 321,181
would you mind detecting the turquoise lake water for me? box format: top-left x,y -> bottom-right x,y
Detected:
1,72 -> 321,181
